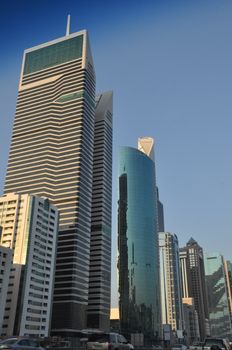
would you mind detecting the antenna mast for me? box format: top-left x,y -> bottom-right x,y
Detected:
66,14 -> 71,36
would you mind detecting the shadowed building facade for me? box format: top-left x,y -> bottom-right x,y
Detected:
4,28 -> 112,334
87,91 -> 113,330
118,139 -> 161,342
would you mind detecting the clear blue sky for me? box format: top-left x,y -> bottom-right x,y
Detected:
1,0 -> 232,307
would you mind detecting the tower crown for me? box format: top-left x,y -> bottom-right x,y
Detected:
138,137 -> 155,160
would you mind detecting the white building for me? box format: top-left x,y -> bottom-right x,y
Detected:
0,246 -> 12,334
159,232 -> 183,334
0,193 -> 58,337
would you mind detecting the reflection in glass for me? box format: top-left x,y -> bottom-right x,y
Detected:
204,253 -> 232,338
118,147 -> 160,341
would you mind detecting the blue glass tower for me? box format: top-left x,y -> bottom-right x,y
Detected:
118,142 -> 161,341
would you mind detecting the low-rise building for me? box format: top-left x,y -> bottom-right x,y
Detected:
182,297 -> 200,345
0,246 -> 12,334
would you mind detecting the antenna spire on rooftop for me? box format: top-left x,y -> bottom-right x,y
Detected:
66,14 -> 71,36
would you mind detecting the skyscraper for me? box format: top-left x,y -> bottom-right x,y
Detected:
204,253 -> 232,338
180,238 -> 209,340
87,91 -> 113,330
118,138 -> 161,342
159,232 -> 183,334
4,25 -> 112,334
0,193 -> 58,337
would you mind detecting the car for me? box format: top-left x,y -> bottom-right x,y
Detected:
190,342 -> 203,350
0,338 -> 45,350
203,338 -> 230,350
87,332 -> 134,350
172,344 -> 188,350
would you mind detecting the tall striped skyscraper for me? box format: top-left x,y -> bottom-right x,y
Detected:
87,91 -> 113,330
4,26 -> 112,334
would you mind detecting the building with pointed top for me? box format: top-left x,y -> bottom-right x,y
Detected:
180,238 -> 209,340
4,25 -> 112,335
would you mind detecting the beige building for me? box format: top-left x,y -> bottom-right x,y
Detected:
0,192 -> 58,337
159,232 -> 183,333
3,24 -> 113,334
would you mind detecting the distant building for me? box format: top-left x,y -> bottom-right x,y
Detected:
182,297 -> 200,345
180,238 -> 209,340
0,193 -> 58,337
159,232 -> 183,333
0,246 -> 12,335
204,253 -> 232,338
118,137 -> 161,342
180,249 -> 192,299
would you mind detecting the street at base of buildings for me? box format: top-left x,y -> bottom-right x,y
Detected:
189,342 -> 203,350
203,338 -> 230,350
0,338 -> 45,350
87,332 -> 134,350
171,344 -> 188,350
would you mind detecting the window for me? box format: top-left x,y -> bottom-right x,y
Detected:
24,35 -> 83,75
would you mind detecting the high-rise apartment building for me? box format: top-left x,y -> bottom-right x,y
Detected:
0,246 -> 12,335
180,249 -> 192,299
204,253 -> 232,338
87,91 -> 113,330
0,193 -> 58,337
118,137 -> 161,342
4,26 -> 112,334
159,232 -> 183,333
180,238 -> 209,340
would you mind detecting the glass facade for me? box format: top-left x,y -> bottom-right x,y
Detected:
56,90 -> 95,108
24,35 -> 83,75
204,253 -> 232,338
118,147 -> 160,341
